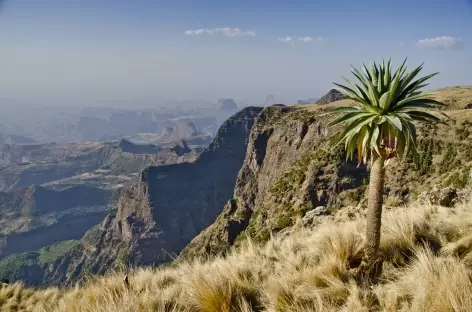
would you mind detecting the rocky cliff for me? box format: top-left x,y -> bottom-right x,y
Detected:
181,105 -> 367,258
182,87 -> 472,259
9,106 -> 263,286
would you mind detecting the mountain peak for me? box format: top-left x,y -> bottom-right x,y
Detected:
316,89 -> 347,104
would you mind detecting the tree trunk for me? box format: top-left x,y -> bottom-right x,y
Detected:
364,152 -> 386,264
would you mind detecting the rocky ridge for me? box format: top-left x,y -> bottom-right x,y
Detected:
0,140 -> 201,192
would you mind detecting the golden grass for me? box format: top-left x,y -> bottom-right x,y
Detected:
297,85 -> 472,114
3,200 -> 472,312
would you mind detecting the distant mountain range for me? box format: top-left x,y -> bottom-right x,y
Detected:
0,133 -> 36,145
0,104 -> 240,144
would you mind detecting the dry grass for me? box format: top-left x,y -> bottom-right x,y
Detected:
3,200 -> 472,312
298,85 -> 472,115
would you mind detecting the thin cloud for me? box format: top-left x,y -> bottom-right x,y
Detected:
184,27 -> 256,37
297,36 -> 313,43
278,36 -> 323,43
278,36 -> 294,43
416,36 -> 465,50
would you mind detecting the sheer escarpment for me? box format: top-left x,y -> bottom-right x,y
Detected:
181,106 -> 368,258
182,97 -> 472,260
20,107 -> 263,286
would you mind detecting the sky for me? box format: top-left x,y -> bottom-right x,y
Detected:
0,0 -> 471,107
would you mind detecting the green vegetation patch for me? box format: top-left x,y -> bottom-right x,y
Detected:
257,106 -> 316,127
442,166 -> 471,188
83,224 -> 104,247
0,252 -> 37,280
37,240 -> 80,265
0,240 -> 80,281
408,138 -> 442,176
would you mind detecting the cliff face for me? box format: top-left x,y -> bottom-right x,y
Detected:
182,92 -> 472,259
35,107 -> 263,286
181,106 -> 367,257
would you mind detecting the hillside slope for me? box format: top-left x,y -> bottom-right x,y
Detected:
182,86 -> 472,259
3,199 -> 472,311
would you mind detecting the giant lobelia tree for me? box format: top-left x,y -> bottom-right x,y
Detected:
325,58 -> 447,276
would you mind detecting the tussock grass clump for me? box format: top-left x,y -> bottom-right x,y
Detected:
3,201 -> 472,311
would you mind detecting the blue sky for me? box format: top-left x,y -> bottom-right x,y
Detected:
0,0 -> 471,107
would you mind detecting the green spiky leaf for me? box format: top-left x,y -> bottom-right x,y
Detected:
328,58 -> 445,166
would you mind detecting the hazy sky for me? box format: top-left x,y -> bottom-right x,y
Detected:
0,0 -> 471,107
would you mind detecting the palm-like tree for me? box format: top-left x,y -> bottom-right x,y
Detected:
325,58 -> 446,273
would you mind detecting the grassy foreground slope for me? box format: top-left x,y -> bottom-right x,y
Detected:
2,197 -> 472,311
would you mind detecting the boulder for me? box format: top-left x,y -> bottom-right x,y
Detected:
418,185 -> 462,207
301,206 -> 330,226
464,103 -> 472,109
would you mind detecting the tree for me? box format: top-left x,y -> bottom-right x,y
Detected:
325,58 -> 446,276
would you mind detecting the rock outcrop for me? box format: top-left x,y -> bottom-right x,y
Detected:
154,121 -> 213,147
180,106 -> 368,258
117,139 -> 162,155
418,185 -> 471,207
170,121 -> 200,140
301,206 -> 330,226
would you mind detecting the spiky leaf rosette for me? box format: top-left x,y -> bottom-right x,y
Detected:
324,58 -> 447,166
